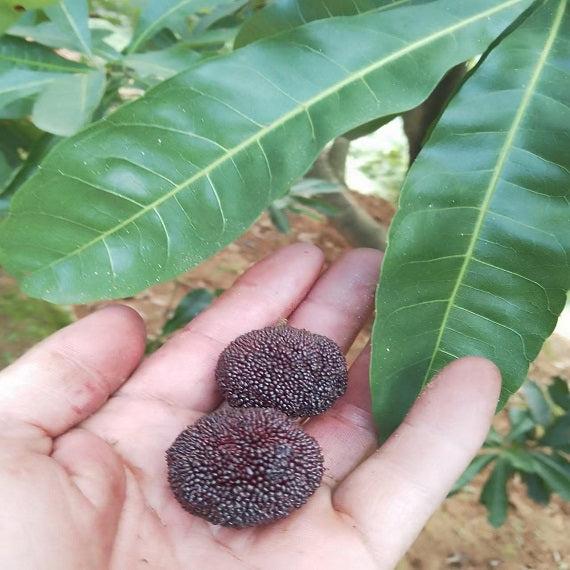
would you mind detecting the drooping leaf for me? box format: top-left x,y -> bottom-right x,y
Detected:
0,0 -> 534,303
371,0 -> 570,439
44,0 -> 92,56
127,0 -> 228,54
31,70 -> 105,135
448,452 -> 497,495
480,457 -> 512,527
523,379 -> 553,427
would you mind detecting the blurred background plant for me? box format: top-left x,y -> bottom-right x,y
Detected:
450,377 -> 570,528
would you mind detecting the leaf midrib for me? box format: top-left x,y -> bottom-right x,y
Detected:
421,0 -> 566,388
28,0 -> 527,277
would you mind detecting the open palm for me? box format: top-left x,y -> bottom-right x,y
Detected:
0,244 -> 499,570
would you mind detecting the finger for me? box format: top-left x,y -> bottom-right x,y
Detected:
333,357 -> 501,569
288,248 -> 382,351
304,345 -> 378,485
85,247 -> 381,511
119,243 -> 325,412
0,306 -> 145,439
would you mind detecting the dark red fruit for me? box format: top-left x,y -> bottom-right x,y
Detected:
215,324 -> 347,417
166,407 -> 324,528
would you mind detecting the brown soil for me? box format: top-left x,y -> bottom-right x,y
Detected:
4,191 -> 569,569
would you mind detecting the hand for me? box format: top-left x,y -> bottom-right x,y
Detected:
0,244 -> 500,570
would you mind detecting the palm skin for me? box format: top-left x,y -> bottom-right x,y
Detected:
0,244 -> 500,570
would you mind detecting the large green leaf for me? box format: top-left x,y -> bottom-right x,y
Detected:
0,0 -> 533,302
371,0 -> 570,439
234,0 -> 410,47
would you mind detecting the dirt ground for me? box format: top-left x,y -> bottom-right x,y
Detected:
3,191 -> 569,569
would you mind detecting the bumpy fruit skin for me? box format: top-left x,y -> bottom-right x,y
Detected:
216,324 -> 348,417
166,407 -> 324,528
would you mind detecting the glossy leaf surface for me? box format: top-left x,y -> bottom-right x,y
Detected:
0,0 -> 533,302
371,0 -> 570,439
